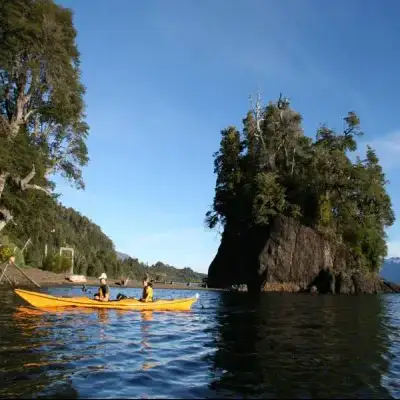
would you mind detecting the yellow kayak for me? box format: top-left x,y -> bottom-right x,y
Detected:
14,289 -> 199,311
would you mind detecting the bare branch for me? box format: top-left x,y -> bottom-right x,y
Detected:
23,108 -> 37,122
23,183 -> 51,194
32,113 -> 40,138
20,164 -> 36,187
45,165 -> 56,176
249,92 -> 265,134
41,122 -> 60,139
45,153 -> 67,176
249,92 -> 267,151
12,164 -> 51,195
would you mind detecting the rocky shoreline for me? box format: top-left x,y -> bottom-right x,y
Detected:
231,278 -> 400,294
208,216 -> 400,294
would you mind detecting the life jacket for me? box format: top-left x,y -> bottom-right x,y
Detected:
142,285 -> 153,302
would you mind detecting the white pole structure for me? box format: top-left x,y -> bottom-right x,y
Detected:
21,237 -> 32,253
45,228 -> 56,259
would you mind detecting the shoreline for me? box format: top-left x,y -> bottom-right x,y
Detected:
0,265 -> 220,292
7,265 -> 398,295
42,281 -> 220,291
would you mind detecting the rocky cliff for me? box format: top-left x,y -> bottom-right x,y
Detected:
208,216 -> 400,294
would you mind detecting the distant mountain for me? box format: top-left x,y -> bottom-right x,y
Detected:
380,258 -> 400,283
116,251 -> 131,261
116,251 -> 207,282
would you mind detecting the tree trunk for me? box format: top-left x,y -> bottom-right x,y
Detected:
0,172 -> 12,232
0,165 -> 51,233
7,74 -> 30,140
0,221 -> 6,232
291,147 -> 296,175
0,207 -> 13,233
0,172 -> 9,199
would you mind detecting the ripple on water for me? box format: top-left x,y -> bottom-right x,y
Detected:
0,287 -> 400,398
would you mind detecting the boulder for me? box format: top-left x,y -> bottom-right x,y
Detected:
334,272 -> 354,294
66,274 -> 87,283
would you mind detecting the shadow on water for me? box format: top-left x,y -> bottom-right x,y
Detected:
209,292 -> 395,399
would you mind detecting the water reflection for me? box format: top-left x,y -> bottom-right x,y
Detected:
140,311 -> 157,370
6,302 -> 118,397
1,287 -> 399,399
140,310 -> 153,351
210,293 -> 394,399
0,299 -> 71,398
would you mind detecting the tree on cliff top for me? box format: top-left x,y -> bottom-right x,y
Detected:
0,0 -> 89,232
206,94 -> 394,272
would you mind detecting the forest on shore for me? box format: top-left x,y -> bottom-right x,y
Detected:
0,0 -> 205,283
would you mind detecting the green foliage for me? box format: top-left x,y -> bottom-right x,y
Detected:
42,253 -> 71,274
318,194 -> 332,227
0,245 -> 13,263
0,235 -> 25,266
206,94 -> 395,272
253,172 -> 286,225
0,0 -> 89,234
119,257 -> 206,283
3,194 -> 120,276
1,192 -> 206,279
13,246 -> 25,267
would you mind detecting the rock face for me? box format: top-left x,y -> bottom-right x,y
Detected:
208,216 -> 400,294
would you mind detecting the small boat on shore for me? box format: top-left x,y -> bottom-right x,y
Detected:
14,289 -> 199,311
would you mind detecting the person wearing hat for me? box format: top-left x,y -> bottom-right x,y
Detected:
94,272 -> 110,302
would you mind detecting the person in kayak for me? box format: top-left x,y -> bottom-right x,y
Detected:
94,272 -> 110,302
139,276 -> 153,302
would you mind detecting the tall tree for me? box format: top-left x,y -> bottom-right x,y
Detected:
0,0 -> 89,231
205,126 -> 243,230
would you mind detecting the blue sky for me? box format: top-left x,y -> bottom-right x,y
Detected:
55,0 -> 400,272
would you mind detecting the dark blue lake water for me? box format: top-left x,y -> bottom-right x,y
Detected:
0,286 -> 399,398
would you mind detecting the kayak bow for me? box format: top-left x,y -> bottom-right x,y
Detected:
14,289 -> 199,311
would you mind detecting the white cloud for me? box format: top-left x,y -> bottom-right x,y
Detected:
357,131 -> 400,169
387,240 -> 400,258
